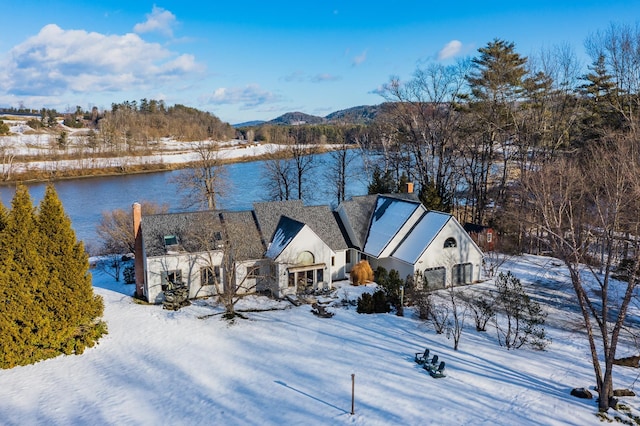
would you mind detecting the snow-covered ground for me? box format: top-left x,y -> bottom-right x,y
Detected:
0,117 -> 295,175
1,255 -> 640,425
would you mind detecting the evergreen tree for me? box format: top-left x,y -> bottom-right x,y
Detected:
37,184 -> 104,355
367,166 -> 396,194
0,199 -> 7,231
579,54 -> 622,142
419,181 -> 449,212
463,39 -> 528,223
0,186 -> 51,367
0,185 -> 105,369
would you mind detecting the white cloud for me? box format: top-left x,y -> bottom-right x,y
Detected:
438,40 -> 462,60
0,24 -> 203,98
282,71 -> 305,82
133,6 -> 177,37
312,73 -> 341,83
206,84 -> 279,109
352,50 -> 367,66
368,85 -> 386,96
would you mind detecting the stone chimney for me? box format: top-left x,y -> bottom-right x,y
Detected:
406,182 -> 414,194
132,202 -> 144,298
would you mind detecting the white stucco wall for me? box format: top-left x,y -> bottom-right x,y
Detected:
271,225 -> 335,297
331,249 -> 349,281
414,218 -> 484,286
145,251 -> 223,304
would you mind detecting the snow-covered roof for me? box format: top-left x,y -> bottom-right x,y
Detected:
363,196 -> 421,257
391,211 -> 451,264
265,216 -> 305,259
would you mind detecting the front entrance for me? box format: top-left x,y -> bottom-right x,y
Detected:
287,265 -> 326,294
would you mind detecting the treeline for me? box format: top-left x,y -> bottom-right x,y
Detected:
7,100 -> 235,145
97,100 -> 235,148
237,123 -> 371,145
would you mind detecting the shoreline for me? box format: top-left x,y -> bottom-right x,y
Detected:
0,145 -> 332,186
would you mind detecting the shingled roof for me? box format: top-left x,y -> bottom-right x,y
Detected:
253,200 -> 348,251
141,209 -> 265,260
337,194 -> 378,250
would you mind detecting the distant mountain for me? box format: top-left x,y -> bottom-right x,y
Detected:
233,120 -> 266,128
268,111 -> 325,125
325,104 -> 385,124
236,104 -> 388,128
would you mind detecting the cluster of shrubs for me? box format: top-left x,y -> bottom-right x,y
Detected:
353,260 -> 549,351
355,264 -> 404,315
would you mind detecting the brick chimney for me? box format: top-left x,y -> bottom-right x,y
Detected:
132,202 -> 144,298
406,182 -> 414,194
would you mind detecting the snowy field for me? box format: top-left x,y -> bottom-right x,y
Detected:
1,255 -> 640,425
0,117 -> 325,175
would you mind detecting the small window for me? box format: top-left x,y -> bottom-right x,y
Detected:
486,231 -> 493,243
201,266 -> 220,286
246,264 -> 260,278
331,256 -> 335,266
444,237 -> 457,248
296,251 -> 314,265
161,270 -> 182,291
346,250 -> 352,264
164,235 -> 178,246
214,231 -> 223,241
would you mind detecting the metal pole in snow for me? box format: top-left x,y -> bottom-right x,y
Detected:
351,373 -> 355,415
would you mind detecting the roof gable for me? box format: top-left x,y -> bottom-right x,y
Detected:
265,216 -> 305,258
253,200 -> 347,251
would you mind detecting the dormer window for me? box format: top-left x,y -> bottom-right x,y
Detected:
164,235 -> 178,247
444,237 -> 457,248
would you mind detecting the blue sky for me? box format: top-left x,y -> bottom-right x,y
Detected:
1,1 -> 639,124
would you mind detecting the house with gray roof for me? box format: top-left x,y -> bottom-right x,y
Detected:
134,192 -> 483,304
138,209 -> 268,303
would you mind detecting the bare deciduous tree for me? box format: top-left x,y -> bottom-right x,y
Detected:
323,145 -> 361,206
96,201 -> 168,256
184,211 -> 273,320
173,141 -> 228,210
524,136 -> 640,411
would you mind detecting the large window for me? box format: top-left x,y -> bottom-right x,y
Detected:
161,270 -> 182,291
453,263 -> 472,285
423,267 -> 446,289
201,266 -> 220,286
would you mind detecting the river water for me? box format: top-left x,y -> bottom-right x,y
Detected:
0,152 -> 368,251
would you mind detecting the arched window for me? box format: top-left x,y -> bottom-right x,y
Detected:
296,251 -> 315,265
444,237 -> 457,248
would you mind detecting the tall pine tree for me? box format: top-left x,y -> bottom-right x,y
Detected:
0,185 -> 105,369
37,184 -> 104,355
0,185 -> 51,367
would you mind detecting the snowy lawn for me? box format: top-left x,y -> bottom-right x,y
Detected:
1,255 -> 639,425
